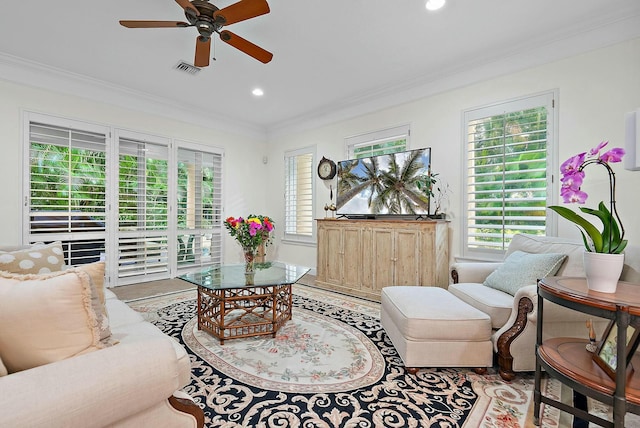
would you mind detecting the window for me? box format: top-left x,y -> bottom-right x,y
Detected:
116,131 -> 170,281
284,148 -> 314,243
345,124 -> 409,159
26,116 -> 108,266
24,112 -> 224,286
463,92 -> 556,258
176,145 -> 223,269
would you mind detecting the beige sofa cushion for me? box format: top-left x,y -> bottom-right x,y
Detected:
0,357 -> 6,377
106,298 -> 191,386
381,286 -> 491,342
0,241 -> 65,274
483,251 -> 567,296
0,269 -> 113,373
448,283 -> 514,329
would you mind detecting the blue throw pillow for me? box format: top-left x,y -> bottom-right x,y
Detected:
483,251 -> 567,296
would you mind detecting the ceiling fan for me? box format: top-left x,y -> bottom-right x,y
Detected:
119,0 -> 273,67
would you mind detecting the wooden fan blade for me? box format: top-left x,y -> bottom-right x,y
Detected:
194,36 -> 211,67
213,0 -> 270,26
219,30 -> 273,63
120,20 -> 190,28
175,0 -> 200,16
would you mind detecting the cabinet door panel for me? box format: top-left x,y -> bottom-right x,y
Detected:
372,229 -> 393,291
325,227 -> 343,285
316,225 -> 329,282
361,227 -> 373,287
343,228 -> 362,288
395,230 -> 420,285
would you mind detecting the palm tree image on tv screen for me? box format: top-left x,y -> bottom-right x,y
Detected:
336,148 -> 431,217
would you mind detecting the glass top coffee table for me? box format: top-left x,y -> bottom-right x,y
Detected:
179,262 -> 309,344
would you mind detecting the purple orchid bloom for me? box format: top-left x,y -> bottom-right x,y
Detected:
560,186 -> 588,204
599,147 -> 625,163
549,140 -> 626,254
560,171 -> 584,189
589,141 -> 608,156
560,152 -> 586,176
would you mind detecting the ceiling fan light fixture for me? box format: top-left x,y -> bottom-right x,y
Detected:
252,88 -> 264,96
425,0 -> 445,11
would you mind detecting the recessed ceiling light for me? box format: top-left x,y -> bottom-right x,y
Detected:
425,0 -> 445,11
252,88 -> 264,96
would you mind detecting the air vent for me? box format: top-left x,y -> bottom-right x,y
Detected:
174,61 -> 201,75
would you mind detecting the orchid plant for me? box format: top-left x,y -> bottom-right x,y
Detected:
548,141 -> 627,254
224,215 -> 274,251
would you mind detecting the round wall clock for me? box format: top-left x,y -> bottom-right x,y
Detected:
317,156 -> 337,180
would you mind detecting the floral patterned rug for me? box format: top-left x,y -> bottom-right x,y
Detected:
128,285 -> 536,427
183,307 -> 385,394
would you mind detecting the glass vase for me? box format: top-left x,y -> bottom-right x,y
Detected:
243,246 -> 256,285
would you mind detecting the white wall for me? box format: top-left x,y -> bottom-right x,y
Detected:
2,38 -> 639,271
0,79 -> 268,263
267,38 -> 640,269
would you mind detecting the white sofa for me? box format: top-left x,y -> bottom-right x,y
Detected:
450,234 -> 640,380
0,260 -> 203,427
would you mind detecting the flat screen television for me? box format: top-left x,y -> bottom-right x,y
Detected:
336,147 -> 432,218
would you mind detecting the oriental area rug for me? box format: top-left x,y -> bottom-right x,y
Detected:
128,285 -> 543,427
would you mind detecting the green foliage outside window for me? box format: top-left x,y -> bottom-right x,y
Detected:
468,107 -> 548,248
30,143 -> 106,214
353,138 -> 406,159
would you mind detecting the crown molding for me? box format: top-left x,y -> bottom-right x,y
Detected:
1,9 -> 638,143
0,53 -> 267,141
267,13 -> 640,139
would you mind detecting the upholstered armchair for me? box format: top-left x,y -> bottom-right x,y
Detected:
449,234 -> 640,380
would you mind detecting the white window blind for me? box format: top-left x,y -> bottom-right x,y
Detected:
176,146 -> 223,269
25,113 -> 226,287
464,93 -> 555,257
345,124 -> 409,159
284,149 -> 314,241
27,120 -> 107,265
117,136 -> 170,280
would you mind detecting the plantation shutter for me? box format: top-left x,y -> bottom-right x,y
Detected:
117,135 -> 170,282
284,149 -> 314,241
464,93 -> 554,256
176,146 -> 223,269
28,120 -> 107,265
345,124 -> 409,159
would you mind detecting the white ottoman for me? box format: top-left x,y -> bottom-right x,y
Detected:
381,286 -> 493,374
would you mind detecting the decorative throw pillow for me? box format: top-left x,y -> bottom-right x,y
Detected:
0,269 -> 113,374
483,250 -> 567,296
0,241 -> 65,274
76,262 -> 112,342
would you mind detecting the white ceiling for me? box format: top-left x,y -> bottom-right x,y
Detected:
1,0 -> 640,137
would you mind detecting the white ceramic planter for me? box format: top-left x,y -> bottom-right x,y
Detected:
583,252 -> 625,293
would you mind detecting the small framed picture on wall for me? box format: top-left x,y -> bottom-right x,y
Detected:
593,319 -> 640,379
